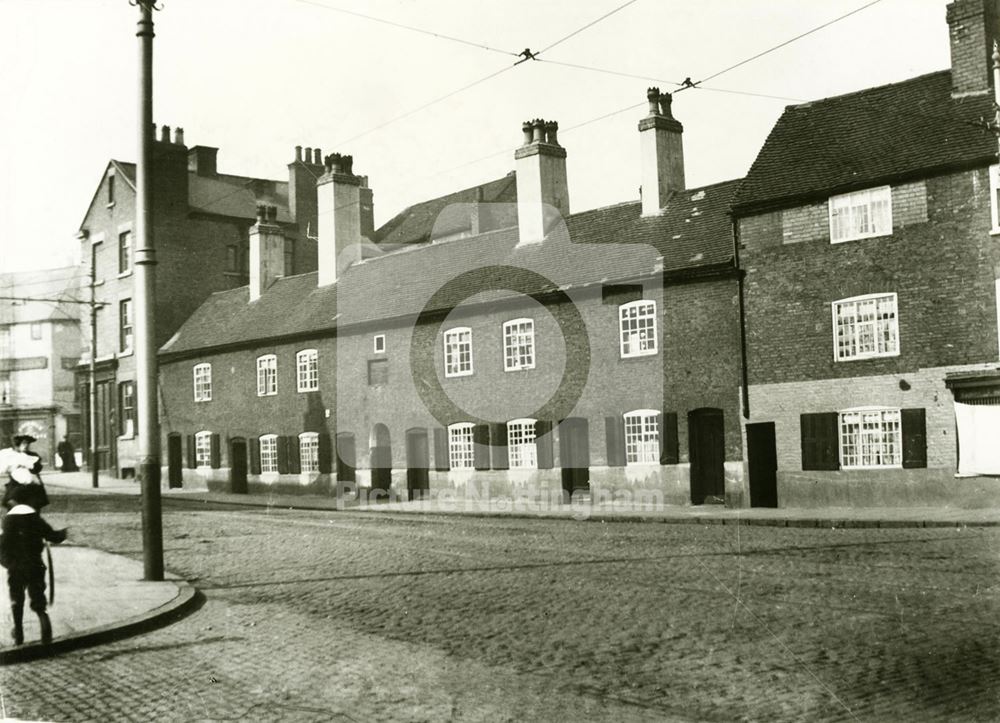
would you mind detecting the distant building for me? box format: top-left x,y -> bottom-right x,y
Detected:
75,127 -> 327,477
0,267 -> 85,465
732,0 -> 1000,507
157,93 -> 746,505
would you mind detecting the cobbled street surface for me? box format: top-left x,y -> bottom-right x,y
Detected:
2,494 -> 999,722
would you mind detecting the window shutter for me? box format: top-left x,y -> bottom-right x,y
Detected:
186,434 -> 196,469
317,432 -> 333,474
901,408 -> 927,469
249,437 -> 261,475
473,424 -> 491,470
210,433 -> 221,469
605,416 -> 626,467
276,436 -> 289,474
800,412 -> 840,470
535,420 -> 554,469
288,436 -> 301,474
491,423 -> 509,470
659,412 -> 679,465
434,428 -> 450,471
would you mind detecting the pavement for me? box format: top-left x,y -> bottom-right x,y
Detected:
1,468 -> 996,665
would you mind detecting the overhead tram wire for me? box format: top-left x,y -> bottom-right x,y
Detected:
328,0 -> 646,147
289,0 -> 520,58
677,0 -> 888,92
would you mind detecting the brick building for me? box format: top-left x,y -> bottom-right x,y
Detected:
0,267 -> 85,465
733,0 -> 1000,507
157,91 -> 746,506
75,127 -> 325,476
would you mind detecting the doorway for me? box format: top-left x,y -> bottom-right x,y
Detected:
746,422 -> 778,508
230,437 -> 247,494
167,433 -> 183,488
406,428 -> 430,501
370,423 -> 392,491
688,408 -> 725,504
559,417 -> 590,498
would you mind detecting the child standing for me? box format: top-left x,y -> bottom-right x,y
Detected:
0,483 -> 67,645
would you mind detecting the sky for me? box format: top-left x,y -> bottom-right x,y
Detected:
0,0 -> 950,274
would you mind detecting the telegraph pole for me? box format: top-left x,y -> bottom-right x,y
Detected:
134,0 -> 163,581
89,245 -> 99,489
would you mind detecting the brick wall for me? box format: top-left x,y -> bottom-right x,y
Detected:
740,168 -> 1000,386
159,272 -> 744,497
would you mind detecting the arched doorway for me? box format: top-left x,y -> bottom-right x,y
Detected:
688,408 -> 725,504
370,423 -> 392,491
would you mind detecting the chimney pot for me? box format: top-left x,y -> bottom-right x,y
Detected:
295,145 -> 302,162
521,122 -> 534,145
268,205 -> 278,222
160,125 -> 171,143
544,121 -> 559,146
174,127 -> 185,145
658,92 -> 673,118
305,147 -> 313,163
256,205 -> 266,222
314,148 -> 322,165
647,87 -> 661,114
532,119 -> 545,143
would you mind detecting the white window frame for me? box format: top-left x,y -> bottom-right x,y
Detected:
829,185 -> 892,243
193,363 -> 212,402
299,432 -> 319,473
507,418 -> 538,469
296,349 -> 318,393
619,300 -> 658,358
256,354 -> 277,396
839,408 -> 902,469
444,327 -> 473,378
119,299 -> 133,353
195,430 -> 212,468
503,319 -> 535,371
832,293 -> 899,361
259,434 -> 279,474
448,422 -> 475,469
373,334 -> 386,354
990,165 -> 1000,234
624,409 -> 660,465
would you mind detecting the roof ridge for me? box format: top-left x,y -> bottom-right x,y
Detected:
789,68 -> 950,109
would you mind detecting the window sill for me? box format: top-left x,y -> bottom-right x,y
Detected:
117,350 -> 134,359
297,388 -> 320,394
991,227 -> 1000,236
840,465 -> 903,471
445,372 -> 474,379
620,351 -> 658,360
117,434 -> 135,441
194,398 -> 212,403
504,365 -> 536,372
106,202 -> 116,210
834,351 -> 900,363
117,271 -> 133,279
257,393 -> 277,398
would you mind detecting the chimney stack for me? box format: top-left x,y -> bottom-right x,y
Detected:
288,142 -> 321,230
316,152 -> 363,286
160,125 -> 171,143
947,0 -> 1000,97
187,145 -> 218,176
249,204 -> 286,302
638,87 -> 685,216
514,118 -> 569,245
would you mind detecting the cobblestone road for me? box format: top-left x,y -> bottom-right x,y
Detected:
2,495 -> 999,722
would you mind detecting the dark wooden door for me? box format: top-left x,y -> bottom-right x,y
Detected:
94,380 -> 114,471
230,438 -> 248,494
167,433 -> 183,488
747,422 -> 778,508
559,417 -> 590,497
689,408 -> 725,504
406,428 -> 430,501
371,424 -> 392,491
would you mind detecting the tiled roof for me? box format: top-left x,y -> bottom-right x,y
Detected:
375,175 -> 518,247
732,70 -> 998,212
161,179 -> 739,358
110,162 -> 290,222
